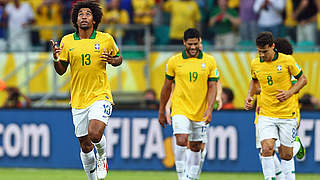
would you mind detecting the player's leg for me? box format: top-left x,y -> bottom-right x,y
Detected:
72,108 -> 97,180
258,116 -> 278,180
273,140 -> 286,180
187,141 -> 202,180
195,143 -> 206,180
277,136 -> 304,180
172,115 -> 191,180
79,136 -> 97,180
257,125 -> 285,180
186,143 -> 206,180
185,142 -> 192,179
195,123 -> 209,180
88,100 -> 113,179
185,121 -> 206,180
294,136 -> 305,159
278,118 -> 298,180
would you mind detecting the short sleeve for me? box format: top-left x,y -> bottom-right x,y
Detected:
59,37 -> 69,62
251,61 -> 257,80
287,56 -> 303,79
165,58 -> 175,80
208,58 -> 219,81
106,35 -> 120,57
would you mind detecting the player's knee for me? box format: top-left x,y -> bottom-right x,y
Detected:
189,142 -> 201,152
88,131 -> 102,143
80,142 -> 94,153
176,138 -> 188,146
280,152 -> 293,160
261,146 -> 274,156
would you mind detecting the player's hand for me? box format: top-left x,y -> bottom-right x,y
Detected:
244,96 -> 254,110
276,89 -> 292,102
159,111 -> 168,128
203,109 -> 213,124
100,48 -> 115,65
50,40 -> 64,60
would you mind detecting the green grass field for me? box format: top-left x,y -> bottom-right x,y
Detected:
0,168 -> 319,180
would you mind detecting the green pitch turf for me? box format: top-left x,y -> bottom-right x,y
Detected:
0,168 -> 319,180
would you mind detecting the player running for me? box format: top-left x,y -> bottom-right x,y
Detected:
50,1 -> 122,179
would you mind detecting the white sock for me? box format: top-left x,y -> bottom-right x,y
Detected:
281,159 -> 296,180
93,135 -> 106,158
186,151 -> 201,179
260,156 -> 276,179
273,154 -> 285,180
80,150 -> 97,180
175,145 -> 187,180
293,141 -> 300,157
196,147 -> 207,179
185,149 -> 192,179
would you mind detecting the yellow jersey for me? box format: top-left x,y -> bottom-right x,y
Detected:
59,30 -> 119,109
163,0 -> 201,40
251,51 -> 303,119
103,9 -> 129,38
36,3 -> 63,41
132,0 -> 155,25
254,93 -> 300,124
166,51 -> 219,121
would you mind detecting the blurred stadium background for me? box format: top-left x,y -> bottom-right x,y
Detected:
0,0 -> 320,179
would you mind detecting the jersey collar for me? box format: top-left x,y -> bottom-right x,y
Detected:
73,30 -> 97,40
260,49 -> 279,62
182,50 -> 203,59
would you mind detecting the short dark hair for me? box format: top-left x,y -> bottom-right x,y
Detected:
274,38 -> 293,55
256,32 -> 274,47
184,28 -> 201,41
222,87 -> 234,103
71,0 -> 103,31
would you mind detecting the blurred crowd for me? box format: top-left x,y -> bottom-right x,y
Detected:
1,0 -> 320,51
1,77 -> 319,110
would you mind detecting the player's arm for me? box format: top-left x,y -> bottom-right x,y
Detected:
216,80 -> 223,110
50,40 -> 69,76
165,83 -> 174,126
204,80 -> 218,124
276,74 -> 307,102
159,78 -> 173,128
245,79 -> 259,110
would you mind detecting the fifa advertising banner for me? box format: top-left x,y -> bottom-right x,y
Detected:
0,109 -> 319,173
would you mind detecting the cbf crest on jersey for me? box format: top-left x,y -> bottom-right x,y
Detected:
277,65 -> 282,71
94,43 -> 100,52
201,63 -> 206,70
